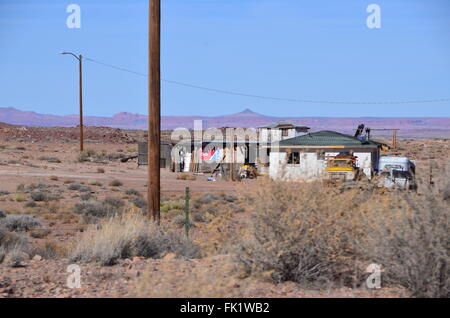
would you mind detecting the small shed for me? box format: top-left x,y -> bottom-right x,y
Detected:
137,141 -> 173,169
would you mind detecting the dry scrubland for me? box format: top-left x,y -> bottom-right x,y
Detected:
0,138 -> 448,298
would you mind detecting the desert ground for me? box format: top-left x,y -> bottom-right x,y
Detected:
0,126 -> 448,298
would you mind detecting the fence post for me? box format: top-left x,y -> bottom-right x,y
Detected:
184,186 -> 190,239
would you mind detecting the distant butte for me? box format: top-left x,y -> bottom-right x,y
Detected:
0,107 -> 449,138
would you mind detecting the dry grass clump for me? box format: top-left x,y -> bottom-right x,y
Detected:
78,149 -> 125,163
77,149 -> 97,162
136,256 -> 245,298
38,156 -> 61,163
176,173 -> 197,181
14,193 -> 26,202
70,212 -> 200,266
31,241 -> 68,259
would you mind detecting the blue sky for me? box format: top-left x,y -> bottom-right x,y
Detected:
1,0 -> 450,117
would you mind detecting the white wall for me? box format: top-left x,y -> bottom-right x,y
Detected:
269,150 -> 375,181
269,151 -> 326,181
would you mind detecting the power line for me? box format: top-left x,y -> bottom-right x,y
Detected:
84,56 -> 450,105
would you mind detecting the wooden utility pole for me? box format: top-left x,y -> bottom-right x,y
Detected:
148,0 -> 161,223
60,51 -> 84,152
79,55 -> 84,152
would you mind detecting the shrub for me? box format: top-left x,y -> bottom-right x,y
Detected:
88,179 -> 102,186
1,247 -> 29,267
125,189 -> 141,196
24,201 -> 38,208
78,149 -> 97,162
109,179 -> 123,187
0,215 -> 42,232
31,241 -> 66,259
78,186 -> 92,193
73,197 -> 126,223
70,213 -> 200,266
129,197 -> 147,210
30,228 -> 51,239
237,168 -> 450,297
30,191 -> 47,202
80,193 -> 92,201
200,193 -> 221,204
364,179 -> 450,298
68,183 -> 82,191
97,168 -> 105,173
14,193 -> 27,202
0,226 -> 27,251
0,225 -> 29,266
236,180 -> 371,287
173,215 -> 190,228
0,211 -> 6,218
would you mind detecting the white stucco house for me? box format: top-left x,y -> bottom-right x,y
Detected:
266,130 -> 384,181
258,120 -> 310,143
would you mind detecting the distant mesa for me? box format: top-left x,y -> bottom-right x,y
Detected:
0,107 -> 449,139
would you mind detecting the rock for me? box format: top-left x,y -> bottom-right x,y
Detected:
132,256 -> 144,263
162,253 -> 177,262
32,255 -> 43,262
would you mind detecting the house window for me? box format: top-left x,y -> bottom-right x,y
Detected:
281,129 -> 289,137
287,152 -> 300,164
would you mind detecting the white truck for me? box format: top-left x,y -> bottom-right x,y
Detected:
377,156 -> 416,190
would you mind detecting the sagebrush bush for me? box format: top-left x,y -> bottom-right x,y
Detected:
125,189 -> 141,196
0,225 -> 29,265
109,179 -> 123,187
237,167 -> 450,297
129,197 -> 147,210
68,183 -> 82,191
237,180 -> 366,287
0,215 -> 42,232
70,213 -> 200,266
73,197 -> 126,223
30,191 -> 48,202
364,169 -> 450,298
